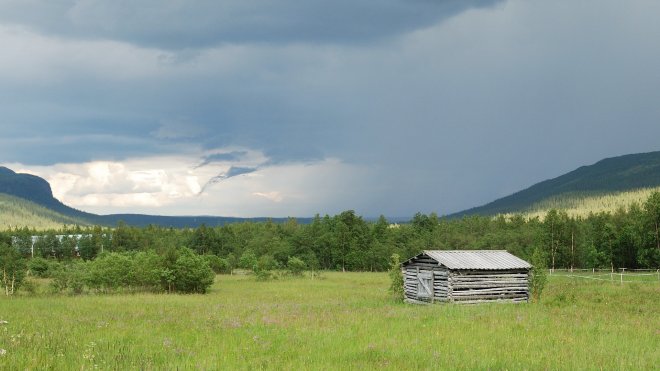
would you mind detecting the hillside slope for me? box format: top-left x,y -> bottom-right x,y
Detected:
0,193 -> 89,229
451,151 -> 660,217
0,166 -> 98,220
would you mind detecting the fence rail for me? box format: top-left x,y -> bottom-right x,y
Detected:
549,269 -> 660,284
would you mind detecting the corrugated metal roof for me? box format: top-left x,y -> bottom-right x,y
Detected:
412,250 -> 531,270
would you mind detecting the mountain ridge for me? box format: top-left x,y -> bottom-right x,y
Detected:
0,166 -> 308,227
449,151 -> 660,217
4,150 -> 660,227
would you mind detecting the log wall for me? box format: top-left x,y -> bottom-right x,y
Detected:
447,269 -> 529,304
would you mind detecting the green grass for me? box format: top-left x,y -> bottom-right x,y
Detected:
1,272 -> 659,369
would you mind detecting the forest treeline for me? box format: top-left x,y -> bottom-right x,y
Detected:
2,192 -> 660,272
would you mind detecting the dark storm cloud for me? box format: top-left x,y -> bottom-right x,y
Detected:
0,0 -> 502,49
195,151 -> 249,168
3,0 -> 660,217
199,166 -> 258,194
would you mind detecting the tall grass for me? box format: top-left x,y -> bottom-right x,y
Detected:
1,272 -> 658,369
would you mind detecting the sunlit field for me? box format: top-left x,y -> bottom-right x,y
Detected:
510,186 -> 660,220
1,272 -> 658,369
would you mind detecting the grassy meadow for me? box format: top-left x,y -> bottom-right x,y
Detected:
1,272 -> 659,370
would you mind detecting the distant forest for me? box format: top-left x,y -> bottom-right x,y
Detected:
3,192 -> 660,271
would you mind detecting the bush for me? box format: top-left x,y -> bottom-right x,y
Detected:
171,248 -> 215,294
50,262 -> 89,295
388,254 -> 404,303
28,257 -> 50,278
239,250 -> 258,270
21,278 -> 37,295
257,255 -> 278,271
287,257 -> 306,276
68,263 -> 89,294
131,251 -> 164,291
87,253 -> 133,291
252,255 -> 278,281
32,248 -> 218,295
254,268 -> 273,281
530,248 -> 548,303
204,255 -> 231,274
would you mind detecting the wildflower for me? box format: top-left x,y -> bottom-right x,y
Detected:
0,349 -> 6,356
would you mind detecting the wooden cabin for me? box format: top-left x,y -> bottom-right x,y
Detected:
402,250 -> 531,304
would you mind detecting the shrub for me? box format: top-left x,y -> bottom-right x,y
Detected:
252,255 -> 278,281
21,278 -> 37,295
49,266 -> 68,293
203,255 -> 231,274
87,253 -> 133,291
239,250 -> 258,270
68,262 -> 89,294
131,251 -> 164,291
388,254 -> 404,303
257,255 -> 278,271
31,248 -> 218,295
171,248 -> 215,294
254,269 -> 273,281
28,257 -> 50,278
50,262 -> 89,294
530,248 -> 548,303
287,257 -> 306,276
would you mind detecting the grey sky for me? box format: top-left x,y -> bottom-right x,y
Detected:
1,0 -> 660,217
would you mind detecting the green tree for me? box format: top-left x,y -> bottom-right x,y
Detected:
543,209 -> 569,272
529,248 -> 547,303
189,224 -> 218,255
642,192 -> 660,267
388,254 -> 404,303
0,242 -> 27,295
78,235 -> 99,261
644,191 -> 660,252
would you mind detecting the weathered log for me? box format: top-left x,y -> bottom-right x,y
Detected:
452,290 -> 528,297
451,271 -> 528,276
452,285 -> 526,291
455,298 -> 528,305
405,263 -> 440,269
450,275 -> 528,280
452,286 -> 529,294
451,281 -> 528,285
451,281 -> 528,287
451,275 -> 527,280
453,293 -> 528,301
